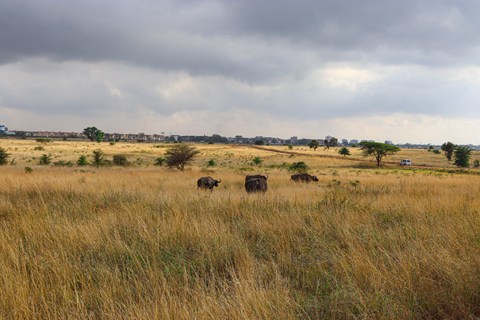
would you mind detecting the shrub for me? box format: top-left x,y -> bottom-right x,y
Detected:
289,161 -> 309,173
252,157 -> 263,165
110,142 -> 115,146
433,149 -> 441,154
24,166 -> 33,174
207,158 -> 217,166
473,159 -> 480,168
34,146 -> 45,151
92,149 -> 104,166
113,154 -> 128,166
39,154 -> 52,165
154,157 -> 167,166
53,160 -> 73,167
77,155 -> 88,166
0,147 -> 10,165
36,138 -> 52,144
288,145 -> 293,150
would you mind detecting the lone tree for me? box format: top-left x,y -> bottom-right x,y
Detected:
359,141 -> 401,167
83,127 -> 104,142
308,139 -> 320,151
324,139 -> 330,150
441,141 -> 456,161
165,144 -> 200,171
338,147 -> 350,157
329,137 -> 338,147
453,145 -> 473,168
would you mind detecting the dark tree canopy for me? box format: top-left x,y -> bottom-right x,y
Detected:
329,137 -> 338,147
165,144 -> 200,171
338,147 -> 350,157
453,145 -> 473,168
324,139 -> 330,149
308,139 -> 320,151
359,142 -> 401,167
83,127 -> 104,142
441,142 -> 456,161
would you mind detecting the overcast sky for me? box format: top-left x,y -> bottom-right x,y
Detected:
1,0 -> 480,144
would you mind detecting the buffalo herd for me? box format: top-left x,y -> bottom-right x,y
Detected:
197,173 -> 318,193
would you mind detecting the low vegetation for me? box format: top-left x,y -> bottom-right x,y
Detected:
1,139 -> 480,318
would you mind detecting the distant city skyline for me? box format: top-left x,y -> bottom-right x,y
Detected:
2,1 -> 480,145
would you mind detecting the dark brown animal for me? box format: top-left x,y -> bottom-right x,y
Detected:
245,175 -> 268,193
245,174 -> 268,183
291,173 -> 319,182
197,177 -> 221,191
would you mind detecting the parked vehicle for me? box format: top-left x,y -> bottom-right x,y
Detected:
399,159 -> 411,165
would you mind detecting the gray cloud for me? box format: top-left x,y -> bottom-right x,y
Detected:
1,0 -> 480,143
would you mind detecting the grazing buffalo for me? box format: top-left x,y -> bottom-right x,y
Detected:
245,174 -> 268,183
197,177 -> 221,191
245,175 -> 268,193
291,173 -> 319,183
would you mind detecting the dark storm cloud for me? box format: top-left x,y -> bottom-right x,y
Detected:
2,0 -> 480,143
3,0 -> 480,82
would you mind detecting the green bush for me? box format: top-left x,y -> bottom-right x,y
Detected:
473,159 -> 480,168
113,154 -> 128,166
36,138 -> 52,144
154,157 -> 167,166
289,161 -> 309,173
39,154 -> 52,165
0,147 -> 10,165
77,155 -> 88,166
92,149 -> 104,166
53,160 -> 73,167
207,158 -> 217,166
252,157 -> 263,165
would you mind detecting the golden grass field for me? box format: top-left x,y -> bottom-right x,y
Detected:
1,139 -> 480,319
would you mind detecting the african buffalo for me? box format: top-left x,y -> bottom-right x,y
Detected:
291,173 -> 319,182
245,174 -> 268,183
245,175 -> 268,193
197,177 -> 221,191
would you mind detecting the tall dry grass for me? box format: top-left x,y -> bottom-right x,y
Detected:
1,140 -> 480,318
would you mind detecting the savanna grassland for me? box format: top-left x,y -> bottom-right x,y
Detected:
1,139 -> 480,319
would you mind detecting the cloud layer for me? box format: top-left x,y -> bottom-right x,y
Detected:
1,0 -> 480,143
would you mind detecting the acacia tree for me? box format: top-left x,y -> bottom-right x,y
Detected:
165,144 -> 200,171
453,145 -> 473,168
83,127 -> 104,142
308,139 -> 320,151
359,141 -> 401,167
441,142 -> 456,161
338,147 -> 350,157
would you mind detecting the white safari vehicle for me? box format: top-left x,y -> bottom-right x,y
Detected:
399,159 -> 411,166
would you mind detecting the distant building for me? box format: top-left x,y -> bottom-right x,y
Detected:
350,139 -> 359,144
385,140 -> 393,145
342,139 -> 348,145
290,136 -> 298,143
325,135 -> 333,141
